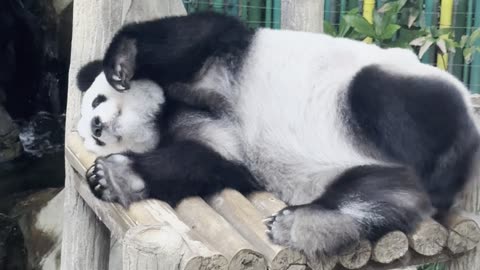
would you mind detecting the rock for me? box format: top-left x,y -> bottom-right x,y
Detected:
10,188 -> 63,270
0,105 -> 22,162
18,112 -> 65,157
0,213 -> 27,270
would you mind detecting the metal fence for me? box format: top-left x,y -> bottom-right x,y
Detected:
183,0 -> 480,93
183,0 -> 281,28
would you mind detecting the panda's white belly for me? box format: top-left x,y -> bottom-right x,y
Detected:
231,29 -> 410,203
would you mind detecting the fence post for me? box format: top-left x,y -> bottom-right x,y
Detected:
445,103 -> 480,270
280,0 -> 324,33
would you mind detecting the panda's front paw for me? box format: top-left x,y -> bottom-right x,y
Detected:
86,154 -> 147,208
104,38 -> 137,92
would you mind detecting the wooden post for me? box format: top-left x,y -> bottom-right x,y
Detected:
62,0 -> 186,269
280,0 -> 324,32
446,101 -> 480,270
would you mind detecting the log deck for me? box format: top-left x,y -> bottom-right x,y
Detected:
62,0 -> 480,269
65,130 -> 480,270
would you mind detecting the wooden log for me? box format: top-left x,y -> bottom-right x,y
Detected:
338,240 -> 372,269
127,200 -> 229,270
228,251 -> 267,270
247,192 -> 309,270
270,249 -> 307,270
61,167 -> 111,270
123,225 -> 228,270
207,189 -> 281,261
407,218 -> 448,256
175,197 -> 268,270
371,231 -> 409,264
280,0 -> 324,32
67,132 -> 228,270
209,189 -> 311,270
353,251 -> 456,270
308,256 -> 338,270
247,191 -> 287,216
446,213 -> 480,254
62,0 -> 126,267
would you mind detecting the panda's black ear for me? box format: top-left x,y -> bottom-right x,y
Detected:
77,60 -> 103,92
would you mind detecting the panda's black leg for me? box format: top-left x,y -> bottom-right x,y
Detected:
265,165 -> 433,258
103,37 -> 136,91
102,12 -> 253,91
86,140 -> 259,208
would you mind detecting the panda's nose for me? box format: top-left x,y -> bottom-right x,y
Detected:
91,117 -> 103,137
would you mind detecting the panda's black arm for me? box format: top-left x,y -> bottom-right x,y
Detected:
102,12 -> 253,91
87,140 -> 260,207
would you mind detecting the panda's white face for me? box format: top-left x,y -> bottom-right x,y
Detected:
77,72 -> 165,156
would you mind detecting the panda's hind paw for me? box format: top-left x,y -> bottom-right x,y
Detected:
265,207 -> 295,246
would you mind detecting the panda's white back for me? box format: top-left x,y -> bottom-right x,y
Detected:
229,29 -> 428,203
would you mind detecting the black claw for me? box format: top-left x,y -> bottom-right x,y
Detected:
108,63 -> 132,92
94,184 -> 106,192
86,165 -> 95,178
266,230 -> 273,241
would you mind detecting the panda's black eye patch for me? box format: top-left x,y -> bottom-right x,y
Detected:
92,95 -> 107,108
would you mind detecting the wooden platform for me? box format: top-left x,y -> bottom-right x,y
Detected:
60,0 -> 480,269
65,132 -> 480,270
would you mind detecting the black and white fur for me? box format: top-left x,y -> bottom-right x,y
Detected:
77,12 -> 479,258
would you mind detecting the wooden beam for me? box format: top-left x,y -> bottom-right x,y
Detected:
280,0 -> 324,32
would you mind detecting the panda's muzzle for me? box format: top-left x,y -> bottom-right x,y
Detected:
91,116 -> 103,137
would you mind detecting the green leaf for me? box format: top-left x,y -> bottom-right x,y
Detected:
444,39 -> 458,52
346,7 -> 359,15
343,14 -> 375,37
410,36 -> 427,46
338,18 -> 351,37
380,24 -> 401,40
418,40 -> 434,59
391,29 -> 422,48
323,21 -> 337,36
463,47 -> 474,63
347,31 -> 367,40
396,0 -> 408,11
373,12 -> 384,36
407,8 -> 420,28
436,39 -> 447,54
378,0 -> 407,14
460,35 -> 468,48
469,28 -> 480,46
434,27 -> 452,37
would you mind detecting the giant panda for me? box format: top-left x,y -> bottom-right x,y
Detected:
76,12 -> 480,258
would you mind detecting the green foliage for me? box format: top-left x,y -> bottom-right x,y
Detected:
323,0 -> 480,64
325,0 -> 408,47
323,8 -> 364,39
409,27 -> 456,59
459,28 -> 480,64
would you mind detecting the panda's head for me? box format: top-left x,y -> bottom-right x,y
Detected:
76,60 -> 165,156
